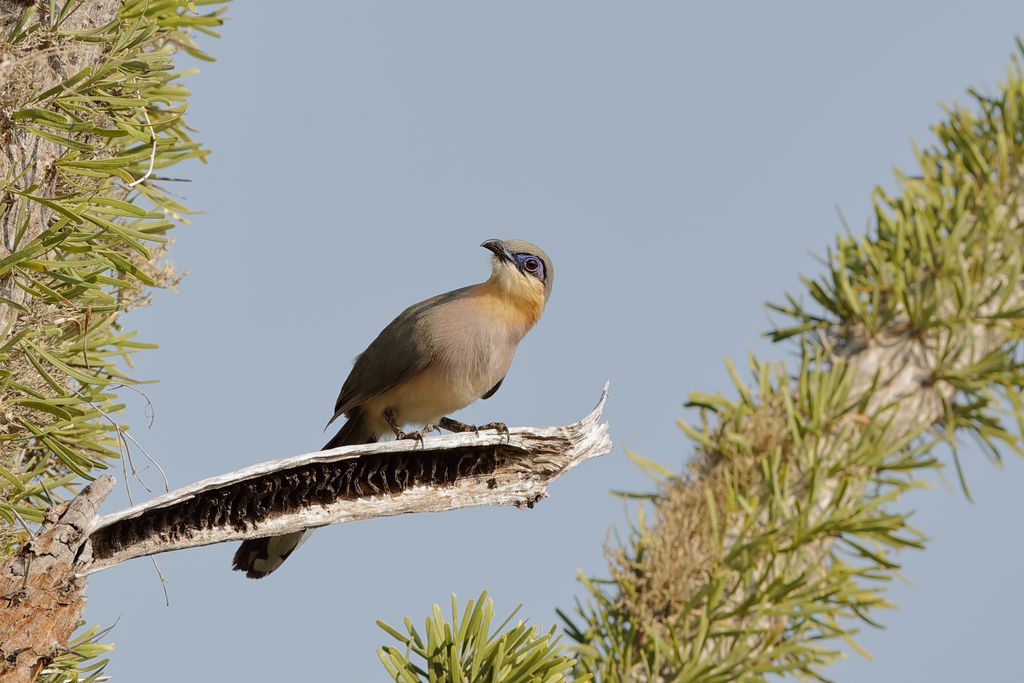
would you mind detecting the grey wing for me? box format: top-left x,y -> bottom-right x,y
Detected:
327,287 -> 471,424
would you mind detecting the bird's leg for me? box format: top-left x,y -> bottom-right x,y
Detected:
383,408 -> 406,439
439,416 -> 509,437
439,416 -> 480,435
384,409 -> 440,447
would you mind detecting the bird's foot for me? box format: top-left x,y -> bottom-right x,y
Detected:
400,424 -> 440,448
478,421 -> 509,437
439,417 -> 509,438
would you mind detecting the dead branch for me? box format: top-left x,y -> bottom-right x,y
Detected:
0,389 -> 610,679
84,386 -> 612,574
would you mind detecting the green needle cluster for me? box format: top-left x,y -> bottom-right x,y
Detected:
1,2 -> 223,680
389,43 -> 1024,683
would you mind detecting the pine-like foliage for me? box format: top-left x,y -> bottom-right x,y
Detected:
561,44 -> 1024,683
0,2 -> 224,679
5,7 -> 1023,683
385,44 -> 1024,683
378,593 -> 587,683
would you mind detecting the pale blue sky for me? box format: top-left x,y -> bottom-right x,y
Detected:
86,3 -> 1024,681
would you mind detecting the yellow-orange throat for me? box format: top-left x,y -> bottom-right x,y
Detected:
478,263 -> 546,329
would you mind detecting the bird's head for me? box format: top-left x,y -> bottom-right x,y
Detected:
481,238 -> 554,304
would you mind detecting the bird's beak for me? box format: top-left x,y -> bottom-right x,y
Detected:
481,239 -> 514,263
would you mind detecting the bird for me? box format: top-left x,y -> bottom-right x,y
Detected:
232,238 -> 554,578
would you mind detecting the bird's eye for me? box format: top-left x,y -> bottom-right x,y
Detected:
524,258 -> 540,272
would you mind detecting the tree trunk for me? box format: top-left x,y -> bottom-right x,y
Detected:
0,476 -> 113,683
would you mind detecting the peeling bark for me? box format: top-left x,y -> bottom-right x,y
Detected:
86,387 -> 612,574
0,390 -> 610,680
0,476 -> 113,683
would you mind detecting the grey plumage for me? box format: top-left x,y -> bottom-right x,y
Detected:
232,239 -> 553,578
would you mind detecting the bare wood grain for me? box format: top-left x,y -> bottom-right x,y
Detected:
83,386 -> 612,574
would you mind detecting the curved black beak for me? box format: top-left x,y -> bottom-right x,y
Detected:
481,238 -> 515,263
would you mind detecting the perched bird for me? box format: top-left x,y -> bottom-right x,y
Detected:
232,238 -> 554,578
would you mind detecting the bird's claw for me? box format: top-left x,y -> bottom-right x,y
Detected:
439,417 -> 510,441
478,421 -> 508,436
400,424 -> 439,448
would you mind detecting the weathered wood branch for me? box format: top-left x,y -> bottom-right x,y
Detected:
0,476 -> 114,683
0,389 -> 609,679
84,386 -> 611,574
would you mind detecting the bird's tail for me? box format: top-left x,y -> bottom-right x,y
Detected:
322,407 -> 377,450
231,410 -> 377,579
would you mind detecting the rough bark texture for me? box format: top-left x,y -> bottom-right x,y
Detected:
87,387 -> 612,574
0,4 -> 147,680
0,476 -> 113,683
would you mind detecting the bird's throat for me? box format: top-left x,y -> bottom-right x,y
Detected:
479,266 -> 546,330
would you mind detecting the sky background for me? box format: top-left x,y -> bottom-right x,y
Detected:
84,3 -> 1024,681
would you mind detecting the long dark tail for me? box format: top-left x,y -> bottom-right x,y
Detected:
231,410 -> 377,579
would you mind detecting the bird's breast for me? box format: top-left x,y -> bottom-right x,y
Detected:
360,287 -> 539,432
363,302 -> 518,429
429,309 -> 517,401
